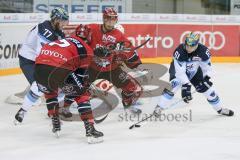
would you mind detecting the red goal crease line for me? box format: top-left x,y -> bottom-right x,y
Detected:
0,56 -> 240,76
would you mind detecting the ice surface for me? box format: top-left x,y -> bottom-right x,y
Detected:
0,64 -> 240,160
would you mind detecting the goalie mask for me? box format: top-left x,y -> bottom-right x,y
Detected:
75,24 -> 92,42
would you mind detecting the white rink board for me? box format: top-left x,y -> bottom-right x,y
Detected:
1,13 -> 240,23
0,64 -> 239,160
0,24 -> 34,69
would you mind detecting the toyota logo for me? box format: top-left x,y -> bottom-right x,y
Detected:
180,31 -> 225,50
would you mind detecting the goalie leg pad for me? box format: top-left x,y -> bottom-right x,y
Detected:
121,78 -> 143,107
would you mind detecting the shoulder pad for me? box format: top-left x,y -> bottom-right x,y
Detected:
197,43 -> 211,61
38,20 -> 59,42
173,44 -> 188,62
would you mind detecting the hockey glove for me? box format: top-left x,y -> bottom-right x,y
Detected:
94,46 -> 111,57
181,83 -> 192,103
203,75 -> 213,87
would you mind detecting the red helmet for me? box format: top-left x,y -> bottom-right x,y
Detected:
75,24 -> 91,42
103,8 -> 118,21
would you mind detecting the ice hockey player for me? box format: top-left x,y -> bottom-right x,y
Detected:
31,29 -> 103,143
14,7 -> 72,121
74,8 -> 144,114
154,32 -> 234,117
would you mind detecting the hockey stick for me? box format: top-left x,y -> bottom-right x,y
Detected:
94,114 -> 109,123
133,38 -> 151,51
114,38 -> 151,52
104,38 -> 151,54
129,90 -> 197,129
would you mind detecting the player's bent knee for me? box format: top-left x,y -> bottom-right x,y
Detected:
170,78 -> 181,92
77,101 -> 94,121
30,81 -> 44,97
162,88 -> 174,99
195,82 -> 209,93
27,81 -> 44,103
45,97 -> 59,115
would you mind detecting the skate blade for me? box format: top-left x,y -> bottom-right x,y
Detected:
13,120 -> 22,125
53,131 -> 60,138
51,127 -> 61,138
87,136 -> 103,144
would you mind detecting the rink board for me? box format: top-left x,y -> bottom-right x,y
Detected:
1,57 -> 240,76
1,14 -> 240,76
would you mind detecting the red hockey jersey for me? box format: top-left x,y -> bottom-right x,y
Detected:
87,24 -> 141,72
36,35 -> 93,71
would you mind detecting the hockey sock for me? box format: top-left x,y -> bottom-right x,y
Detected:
21,82 -> 43,111
157,88 -> 174,109
77,102 -> 94,121
203,87 -> 222,111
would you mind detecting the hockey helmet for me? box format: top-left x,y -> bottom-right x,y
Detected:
185,32 -> 199,47
50,7 -> 69,21
103,8 -> 118,21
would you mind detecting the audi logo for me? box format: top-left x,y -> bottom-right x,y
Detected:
180,31 -> 225,50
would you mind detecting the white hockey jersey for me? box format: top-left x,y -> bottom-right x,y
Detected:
169,43 -> 212,84
18,20 -> 65,61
